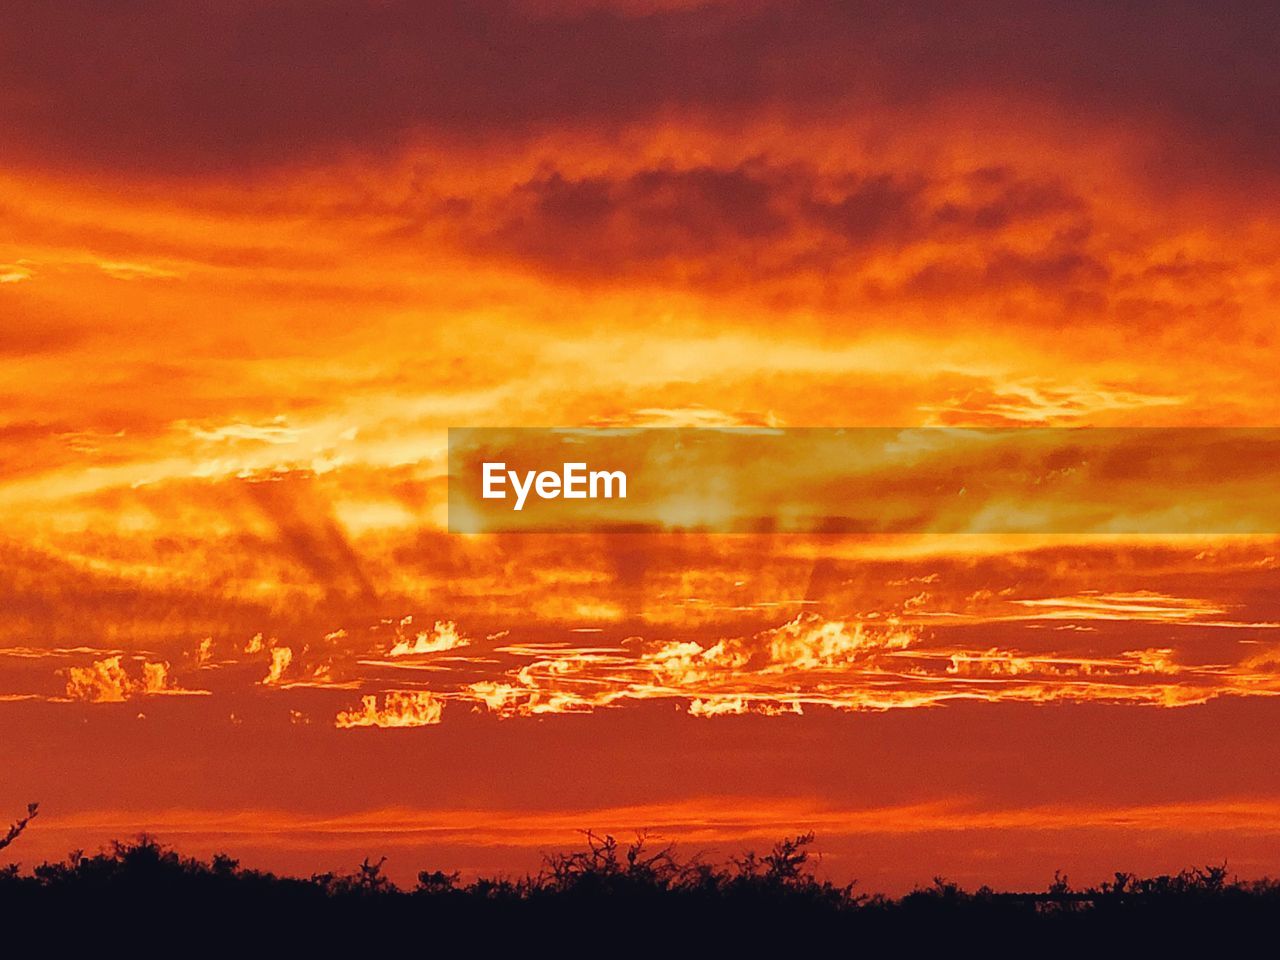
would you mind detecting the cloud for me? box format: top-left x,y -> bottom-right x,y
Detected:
36,794 -> 1280,860
334,690 -> 445,728
94,260 -> 180,281
3,1 -> 1278,191
241,474 -> 376,602
261,646 -> 293,685
188,418 -> 302,446
444,593 -> 1280,719
1010,592 -> 1229,624
455,160 -> 1091,292
471,164 -> 799,276
586,407 -> 782,428
461,613 -> 926,717
9,534 -> 1280,722
0,263 -> 34,284
387,619 -> 470,657
63,655 -> 207,702
920,380 -> 1184,426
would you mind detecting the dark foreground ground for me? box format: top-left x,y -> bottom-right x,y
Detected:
3,820 -> 1278,953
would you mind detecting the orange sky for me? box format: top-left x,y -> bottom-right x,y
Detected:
2,0 -> 1280,892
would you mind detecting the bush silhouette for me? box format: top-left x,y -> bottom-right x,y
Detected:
2,825 -> 1277,950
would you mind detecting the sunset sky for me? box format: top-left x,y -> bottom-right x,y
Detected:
3,1 -> 1280,891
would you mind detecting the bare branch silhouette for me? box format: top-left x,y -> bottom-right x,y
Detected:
0,802 -> 37,853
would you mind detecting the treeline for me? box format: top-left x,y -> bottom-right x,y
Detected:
2,830 -> 1277,950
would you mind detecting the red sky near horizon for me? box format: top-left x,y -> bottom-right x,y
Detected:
3,0 -> 1280,892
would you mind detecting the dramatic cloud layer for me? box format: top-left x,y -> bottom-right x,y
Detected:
2,0 -> 1278,891
4,2 -> 1279,185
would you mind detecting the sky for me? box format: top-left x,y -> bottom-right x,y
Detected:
2,0 -> 1280,891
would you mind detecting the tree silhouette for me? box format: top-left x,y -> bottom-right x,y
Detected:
1,827 -> 1278,950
